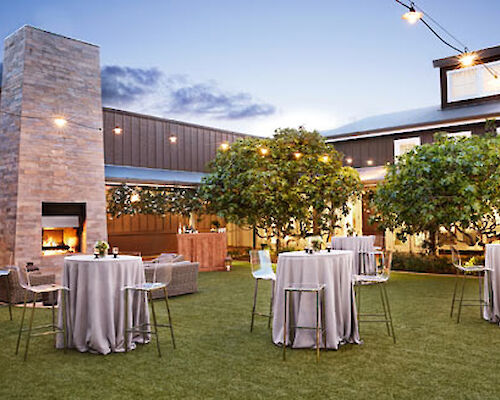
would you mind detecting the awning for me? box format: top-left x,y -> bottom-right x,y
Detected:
105,165 -> 206,186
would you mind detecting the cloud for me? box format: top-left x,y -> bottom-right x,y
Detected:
101,65 -> 162,106
101,65 -> 275,120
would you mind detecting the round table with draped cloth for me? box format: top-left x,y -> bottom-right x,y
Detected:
331,236 -> 376,275
56,255 -> 150,354
483,244 -> 500,324
272,250 -> 360,350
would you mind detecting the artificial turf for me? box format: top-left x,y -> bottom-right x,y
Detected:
1,262 -> 499,399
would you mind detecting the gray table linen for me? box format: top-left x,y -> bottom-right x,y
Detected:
331,236 -> 376,275
484,244 -> 500,324
56,255 -> 150,354
272,250 -> 360,349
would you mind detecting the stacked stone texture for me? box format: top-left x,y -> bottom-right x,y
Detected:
0,26 -> 107,268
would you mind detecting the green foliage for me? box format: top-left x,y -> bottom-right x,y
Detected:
107,185 -> 203,218
372,132 -> 500,253
199,127 -> 362,247
392,252 -> 454,274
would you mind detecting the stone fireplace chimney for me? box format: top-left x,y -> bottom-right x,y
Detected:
0,26 -> 107,268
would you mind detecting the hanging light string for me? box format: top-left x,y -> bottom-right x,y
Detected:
0,109 -> 103,131
394,0 -> 498,79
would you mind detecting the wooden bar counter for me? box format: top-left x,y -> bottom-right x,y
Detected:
176,232 -> 227,272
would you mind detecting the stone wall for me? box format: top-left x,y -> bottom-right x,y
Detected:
0,26 -> 107,268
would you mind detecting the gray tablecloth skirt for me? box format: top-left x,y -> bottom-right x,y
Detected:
272,250 -> 360,349
484,244 -> 500,324
331,236 -> 376,275
56,255 -> 150,354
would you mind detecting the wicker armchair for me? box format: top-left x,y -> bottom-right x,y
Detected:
144,261 -> 199,299
0,267 -> 56,304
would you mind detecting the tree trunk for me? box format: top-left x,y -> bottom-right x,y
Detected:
428,229 -> 438,256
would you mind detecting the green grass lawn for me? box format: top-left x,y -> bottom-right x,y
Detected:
1,262 -> 500,399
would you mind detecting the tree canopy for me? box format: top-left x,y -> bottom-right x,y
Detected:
200,127 -> 362,249
372,132 -> 500,254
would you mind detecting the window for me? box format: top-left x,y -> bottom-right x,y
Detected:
447,60 -> 500,102
394,137 -> 421,158
447,131 -> 471,139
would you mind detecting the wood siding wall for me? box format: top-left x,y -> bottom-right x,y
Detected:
332,121 -> 488,168
103,108 -> 250,172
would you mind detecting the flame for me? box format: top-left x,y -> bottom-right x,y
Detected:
42,228 -> 79,256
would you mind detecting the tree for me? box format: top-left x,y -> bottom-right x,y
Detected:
200,127 -> 362,251
372,132 -> 500,254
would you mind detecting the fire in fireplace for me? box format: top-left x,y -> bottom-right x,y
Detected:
42,203 -> 86,256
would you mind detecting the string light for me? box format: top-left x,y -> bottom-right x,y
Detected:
220,142 -> 230,151
130,193 -> 141,203
345,157 -> 353,164
458,52 -> 478,68
293,152 -> 303,160
395,0 -> 498,78
169,135 -> 178,144
259,147 -> 269,156
113,126 -> 123,135
367,159 -> 374,166
319,155 -> 330,163
402,6 -> 422,24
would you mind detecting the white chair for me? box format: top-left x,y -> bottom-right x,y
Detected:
450,247 -> 491,323
123,263 -> 175,357
353,250 -> 396,343
249,250 -> 276,332
13,265 -> 69,361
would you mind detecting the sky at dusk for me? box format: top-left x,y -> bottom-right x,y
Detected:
0,0 -> 499,136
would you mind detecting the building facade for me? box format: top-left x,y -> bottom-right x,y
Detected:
323,46 -> 500,252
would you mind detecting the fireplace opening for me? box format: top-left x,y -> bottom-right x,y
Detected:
42,203 -> 86,256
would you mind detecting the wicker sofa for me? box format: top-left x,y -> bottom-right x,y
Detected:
144,254 -> 199,299
0,267 -> 56,304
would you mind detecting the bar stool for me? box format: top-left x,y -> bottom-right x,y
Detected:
450,247 -> 491,323
0,269 -> 13,320
249,250 -> 276,332
354,250 -> 396,343
12,265 -> 69,361
124,264 -> 175,357
283,283 -> 326,363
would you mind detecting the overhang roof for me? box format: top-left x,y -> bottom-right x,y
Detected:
322,101 -> 500,140
105,165 -> 206,186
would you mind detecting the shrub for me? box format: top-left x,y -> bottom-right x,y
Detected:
392,252 -> 455,274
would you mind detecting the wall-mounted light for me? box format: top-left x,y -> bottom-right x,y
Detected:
220,142 -> 230,151
367,159 -> 374,166
113,126 -> 123,135
345,157 -> 353,164
54,117 -> 67,128
169,135 -> 177,144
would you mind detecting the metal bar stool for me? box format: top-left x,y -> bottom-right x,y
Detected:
450,247 -> 491,323
12,265 -> 69,361
249,250 -> 276,332
283,284 -> 326,363
124,264 -> 175,357
354,251 -> 396,343
0,269 -> 13,320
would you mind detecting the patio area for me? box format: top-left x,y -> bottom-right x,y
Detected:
1,263 -> 500,400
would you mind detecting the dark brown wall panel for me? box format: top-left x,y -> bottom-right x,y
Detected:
103,108 -> 249,172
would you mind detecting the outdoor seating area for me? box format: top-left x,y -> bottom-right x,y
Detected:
1,260 -> 500,398
0,2 -> 499,398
